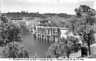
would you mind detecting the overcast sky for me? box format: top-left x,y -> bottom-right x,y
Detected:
0,0 -> 96,14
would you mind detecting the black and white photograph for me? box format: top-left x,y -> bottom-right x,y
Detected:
0,0 -> 96,59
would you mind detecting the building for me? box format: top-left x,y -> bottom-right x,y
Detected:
33,26 -> 68,42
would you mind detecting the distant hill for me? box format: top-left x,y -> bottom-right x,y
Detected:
4,12 -> 47,19
3,12 -> 73,27
45,13 -> 72,18
3,12 -> 73,19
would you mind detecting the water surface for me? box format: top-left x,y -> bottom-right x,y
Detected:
21,34 -> 52,58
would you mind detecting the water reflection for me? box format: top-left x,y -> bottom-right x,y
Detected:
21,34 -> 52,58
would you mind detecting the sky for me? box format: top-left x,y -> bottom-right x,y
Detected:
0,0 -> 96,14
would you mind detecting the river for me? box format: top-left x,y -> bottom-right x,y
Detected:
21,34 -> 52,58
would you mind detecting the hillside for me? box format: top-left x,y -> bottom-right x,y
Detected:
4,12 -> 73,19
3,12 -> 72,27
42,15 -> 68,27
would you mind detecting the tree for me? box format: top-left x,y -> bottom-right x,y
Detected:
65,36 -> 81,58
0,14 -> 8,23
75,5 -> 96,17
0,22 -> 22,46
67,5 -> 96,55
0,14 -> 40,58
45,36 -> 80,58
0,13 -> 23,46
45,41 -> 66,58
19,22 -> 29,35
0,14 -> 23,58
1,43 -> 29,58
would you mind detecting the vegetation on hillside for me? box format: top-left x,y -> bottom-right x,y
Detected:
0,14 -> 40,58
45,36 -> 81,58
4,11 -> 72,19
66,5 -> 96,56
45,5 -> 96,58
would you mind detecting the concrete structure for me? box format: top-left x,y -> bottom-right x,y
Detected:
33,24 -> 83,43
33,26 -> 68,42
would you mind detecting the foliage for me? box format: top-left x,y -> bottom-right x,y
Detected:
0,14 -> 40,58
0,22 -> 22,46
66,5 -> 96,55
45,36 -> 80,58
66,36 -> 81,52
0,14 -> 8,23
5,11 -> 72,19
0,14 -> 24,46
45,41 -> 66,58
19,22 -> 29,35
75,5 -> 96,17
1,43 -> 29,58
